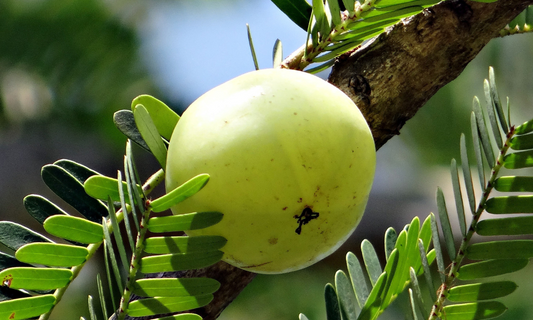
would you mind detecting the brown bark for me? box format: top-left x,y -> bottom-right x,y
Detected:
127,1 -> 532,319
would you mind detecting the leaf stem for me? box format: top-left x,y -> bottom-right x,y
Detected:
38,168 -> 166,320
428,126 -> 515,320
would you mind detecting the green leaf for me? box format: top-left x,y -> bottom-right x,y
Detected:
375,0 -> 439,9
460,134 -> 476,214
476,216 -> 533,236
140,251 -> 224,273
473,97 -> 495,168
150,174 -> 210,213
361,239 -> 382,287
485,195 -> 533,213
436,188 -> 456,260
384,227 -> 397,260
457,259 -> 529,280
127,294 -> 213,317
503,150 -> 533,169
271,0 -> 312,31
132,278 -> 220,297
0,267 -> 72,290
23,194 -> 70,225
0,295 -> 55,320
327,0 -> 342,27
96,274 -> 108,320
312,0 -> 330,40
44,215 -> 103,244
466,240 -> 533,260
488,67 -> 508,134
339,19 -> 399,41
103,218 -> 124,294
0,221 -> 52,251
471,113 -> 486,190
357,272 -> 387,320
143,235 -> 226,254
106,197 -> 129,276
88,295 -> 97,320
273,39 -> 283,68
247,24 -> 260,71
409,267 -> 428,319
494,176 -> 533,192
117,171 -> 135,251
113,110 -> 151,152
335,270 -> 358,320
362,6 -> 424,23
450,159 -> 466,236
133,104 -> 168,169
441,301 -> 507,320
346,252 -> 368,308
41,164 -> 108,222
153,314 -> 202,320
381,248 -> 400,307
418,215 -> 432,254
510,133 -> 533,150
447,281 -> 517,302
430,213 -> 446,283
408,289 -> 418,320
84,175 -> 142,202
418,240 -> 436,302
483,79 -> 503,149
325,283 -> 341,320
54,159 -> 101,184
15,243 -> 88,267
131,95 -> 179,140
147,211 -> 223,233
515,118 -> 533,135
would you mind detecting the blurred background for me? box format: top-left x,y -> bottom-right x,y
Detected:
0,0 -> 532,319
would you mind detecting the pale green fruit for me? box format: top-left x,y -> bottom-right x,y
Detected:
166,69 -> 376,274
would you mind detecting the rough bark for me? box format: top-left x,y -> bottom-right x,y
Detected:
127,1 -> 533,319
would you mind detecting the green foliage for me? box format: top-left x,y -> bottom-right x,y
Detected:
0,95 -> 226,319
301,67 -> 533,320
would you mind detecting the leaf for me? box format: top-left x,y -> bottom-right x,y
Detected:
335,270 -> 358,320
312,0 -> 330,41
361,239 -> 382,287
133,104 -> 168,169
23,194 -> 70,225
127,294 -> 213,317
0,221 -> 52,251
430,213 -> 446,283
450,159 -> 466,236
384,227 -> 397,260
325,283 -> 341,320
510,133 -> 533,150
476,216 -> 533,236
436,188 -> 456,260
483,79 -> 503,149
493,176 -> 533,192
503,150 -> 533,169
466,240 -> 533,260
485,195 -> 533,213
408,289 -> 418,320
409,267 -> 428,319
460,134 -> 476,214
113,110 -> 151,152
147,211 -> 223,233
346,252 -> 368,308
471,113 -> 486,190
273,39 -> 283,68
327,0 -> 342,27
472,97 -> 495,168
54,159 -> 101,184
41,164 -> 108,222
44,215 -> 103,244
88,295 -> 97,320
271,0 -> 312,31
117,171 -> 135,251
132,278 -> 220,297
362,6 -> 424,23
447,281 -> 517,302
150,174 -> 210,213
441,301 -> 507,320
0,295 -> 55,320
103,218 -> 124,294
143,235 -> 227,254
131,95 -> 180,140
418,240 -> 436,302
84,175 -> 142,202
357,272 -> 387,320
247,24 -> 260,71
457,259 -> 529,280
96,274 -> 109,320
15,243 -> 88,267
515,118 -> 533,135
140,251 -> 224,273
0,267 -> 72,290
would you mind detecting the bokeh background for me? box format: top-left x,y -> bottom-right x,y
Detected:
0,0 -> 532,319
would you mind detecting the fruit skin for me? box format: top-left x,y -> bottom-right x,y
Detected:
166,68 -> 376,274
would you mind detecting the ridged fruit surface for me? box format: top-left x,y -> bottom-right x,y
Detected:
166,69 -> 375,274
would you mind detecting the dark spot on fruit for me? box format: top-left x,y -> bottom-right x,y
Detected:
294,207 -> 320,235
268,237 -> 278,245
282,206 -> 288,210
294,112 -> 297,115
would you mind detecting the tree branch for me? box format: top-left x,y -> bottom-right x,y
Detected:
127,1 -> 532,319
